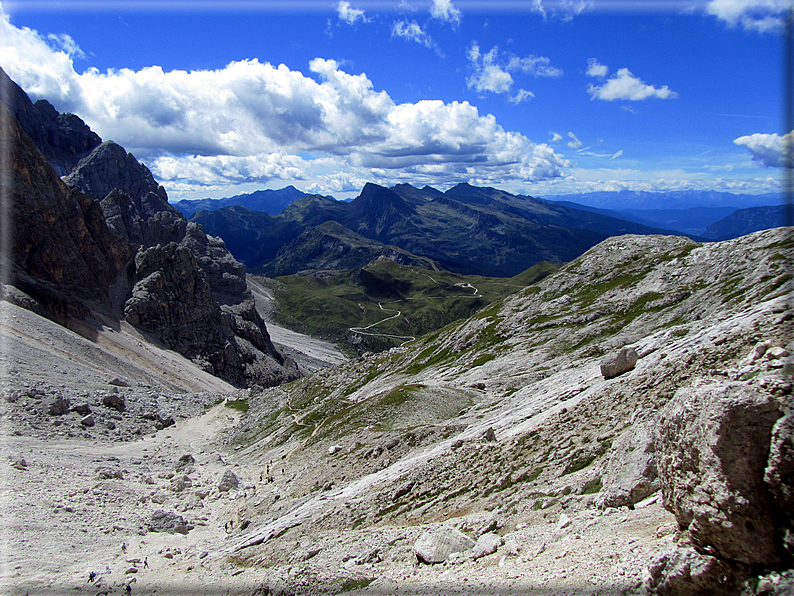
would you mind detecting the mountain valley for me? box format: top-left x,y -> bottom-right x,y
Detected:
1,67 -> 793,596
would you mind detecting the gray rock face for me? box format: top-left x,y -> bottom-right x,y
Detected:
600,347 -> 638,379
646,547 -> 742,596
597,420 -> 659,509
64,140 -> 167,207
0,68 -> 101,176
765,413 -> 794,519
2,101 -> 132,326
413,527 -> 475,564
655,382 -> 783,566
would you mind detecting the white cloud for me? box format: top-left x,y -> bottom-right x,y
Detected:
336,1 -> 367,25
587,67 -> 678,101
734,131 -> 794,168
706,0 -> 790,33
0,9 -> 571,197
567,132 -> 582,149
391,19 -> 435,49
550,132 -> 564,143
467,43 -> 560,103
585,58 -> 608,78
610,149 -> 623,160
467,44 -> 514,94
430,0 -> 462,27
507,54 -> 563,78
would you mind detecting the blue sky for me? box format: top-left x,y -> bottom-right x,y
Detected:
0,0 -> 790,201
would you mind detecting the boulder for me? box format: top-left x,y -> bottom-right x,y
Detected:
79,414 -> 95,427
655,382 -> 783,566
175,454 -> 195,472
471,533 -> 503,559
596,420 -> 659,509
148,510 -> 189,534
600,347 -> 638,379
413,527 -> 475,564
47,395 -> 70,416
765,413 -> 794,519
70,403 -> 91,416
102,394 -> 126,411
646,547 -> 744,596
218,470 -> 239,492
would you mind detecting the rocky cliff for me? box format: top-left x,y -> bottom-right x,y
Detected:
1,68 -> 298,388
0,102 -> 132,325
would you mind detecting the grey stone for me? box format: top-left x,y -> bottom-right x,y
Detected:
102,394 -> 126,411
70,402 -> 91,415
765,413 -> 794,519
108,377 -> 130,387
596,420 -> 659,509
471,533 -> 503,559
655,382 -> 783,566
600,347 -> 638,379
8,454 -> 27,470
218,470 -> 239,492
47,395 -> 70,416
646,547 -> 743,596
175,454 -> 195,472
95,466 -> 123,480
413,527 -> 475,564
148,510 -> 188,534
80,414 -> 95,427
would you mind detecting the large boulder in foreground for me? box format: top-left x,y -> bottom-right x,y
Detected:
655,382 -> 784,567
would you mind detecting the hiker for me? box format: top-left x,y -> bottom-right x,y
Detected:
87,571 -> 97,583
121,542 -> 127,553
143,557 -> 148,569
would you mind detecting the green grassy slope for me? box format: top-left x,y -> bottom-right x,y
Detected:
256,259 -> 557,355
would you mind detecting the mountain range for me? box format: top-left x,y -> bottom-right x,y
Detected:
182,186 -> 785,277
190,182 -> 680,277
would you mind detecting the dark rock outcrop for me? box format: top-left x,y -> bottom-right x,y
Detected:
1,101 -> 132,325
0,68 -> 101,176
2,67 -> 299,388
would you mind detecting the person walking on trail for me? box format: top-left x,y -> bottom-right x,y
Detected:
125,583 -> 132,595
143,557 -> 148,569
87,571 -> 97,583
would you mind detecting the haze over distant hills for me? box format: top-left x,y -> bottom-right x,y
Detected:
172,186 -> 309,217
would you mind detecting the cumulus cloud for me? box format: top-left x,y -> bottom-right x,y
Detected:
587,66 -> 678,101
585,58 -> 608,78
550,132 -> 564,143
0,9 -> 571,196
391,19 -> 435,49
706,0 -> 790,33
567,132 -> 582,149
430,0 -> 462,27
734,131 -> 794,168
336,1 -> 367,25
467,43 -> 560,103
